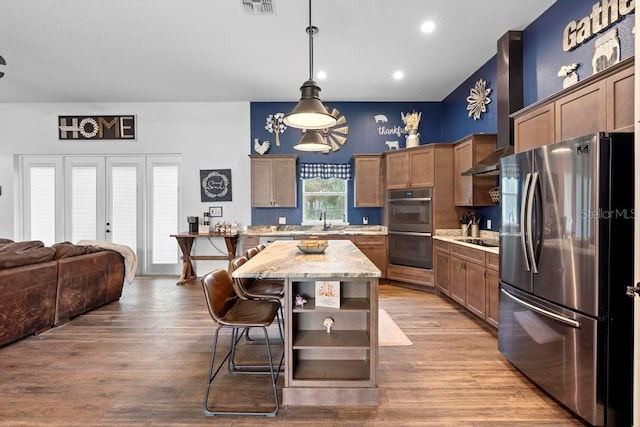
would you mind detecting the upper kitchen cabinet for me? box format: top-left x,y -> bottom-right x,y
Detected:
353,154 -> 384,207
250,155 -> 297,207
453,134 -> 496,206
385,145 -> 435,189
513,57 -> 634,153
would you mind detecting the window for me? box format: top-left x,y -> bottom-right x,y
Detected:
302,177 -> 348,225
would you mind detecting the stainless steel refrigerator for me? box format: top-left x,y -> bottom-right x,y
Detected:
498,133 -> 634,426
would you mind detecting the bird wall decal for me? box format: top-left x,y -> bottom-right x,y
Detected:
254,138 -> 271,155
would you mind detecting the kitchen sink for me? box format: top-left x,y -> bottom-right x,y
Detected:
455,238 -> 500,248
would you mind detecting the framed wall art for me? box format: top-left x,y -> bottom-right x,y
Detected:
200,169 -> 232,202
209,206 -> 223,217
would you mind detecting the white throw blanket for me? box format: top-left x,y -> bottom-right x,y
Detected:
76,240 -> 138,284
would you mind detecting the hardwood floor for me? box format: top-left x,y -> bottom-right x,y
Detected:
0,276 -> 584,426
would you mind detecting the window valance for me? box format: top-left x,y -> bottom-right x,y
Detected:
299,163 -> 351,180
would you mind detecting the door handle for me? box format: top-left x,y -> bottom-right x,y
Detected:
501,288 -> 580,328
526,172 -> 539,274
521,173 -> 532,272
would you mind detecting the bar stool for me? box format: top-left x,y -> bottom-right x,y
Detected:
244,246 -> 259,260
257,243 -> 267,252
229,256 -> 285,344
201,268 -> 283,417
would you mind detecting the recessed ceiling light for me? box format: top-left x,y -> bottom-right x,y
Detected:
421,20 -> 436,33
317,71 -> 327,80
393,71 -> 404,80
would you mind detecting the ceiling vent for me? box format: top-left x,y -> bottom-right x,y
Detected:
241,0 -> 275,15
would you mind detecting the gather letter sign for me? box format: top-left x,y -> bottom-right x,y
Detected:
58,115 -> 136,140
562,0 -> 634,51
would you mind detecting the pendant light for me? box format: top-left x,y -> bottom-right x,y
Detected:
294,129 -> 331,153
283,0 -> 336,130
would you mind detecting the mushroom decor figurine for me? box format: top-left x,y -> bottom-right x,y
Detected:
323,317 -> 334,333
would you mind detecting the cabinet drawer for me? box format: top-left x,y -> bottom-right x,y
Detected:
450,243 -> 484,265
354,235 -> 386,246
486,252 -> 499,271
434,240 -> 450,253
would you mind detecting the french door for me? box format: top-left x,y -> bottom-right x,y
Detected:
19,155 -> 181,275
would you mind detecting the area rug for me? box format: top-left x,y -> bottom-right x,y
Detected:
378,309 -> 412,346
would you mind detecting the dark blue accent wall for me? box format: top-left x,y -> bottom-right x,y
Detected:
523,0 -> 635,105
250,102 -> 441,226
441,56 -> 498,142
250,1 -> 635,230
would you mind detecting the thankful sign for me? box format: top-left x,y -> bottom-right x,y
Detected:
58,115 -> 136,140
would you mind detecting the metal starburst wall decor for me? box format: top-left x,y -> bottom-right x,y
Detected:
466,79 -> 492,120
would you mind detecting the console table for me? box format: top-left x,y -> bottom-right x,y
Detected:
232,239 -> 381,406
170,232 -> 239,285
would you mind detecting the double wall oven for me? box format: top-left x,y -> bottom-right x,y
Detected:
387,188 -> 432,269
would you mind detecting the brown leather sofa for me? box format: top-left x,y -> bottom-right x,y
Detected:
0,239 -> 125,347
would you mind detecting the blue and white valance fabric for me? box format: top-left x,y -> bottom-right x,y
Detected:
299,163 -> 351,180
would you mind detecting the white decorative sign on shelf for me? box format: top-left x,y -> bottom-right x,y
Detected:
558,63 -> 579,88
315,280 -> 340,308
592,28 -> 620,74
466,79 -> 491,121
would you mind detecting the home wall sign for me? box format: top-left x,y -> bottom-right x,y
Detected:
562,0 -> 634,52
58,115 -> 136,140
200,169 -> 232,202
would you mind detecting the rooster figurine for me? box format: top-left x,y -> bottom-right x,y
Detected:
254,138 -> 271,155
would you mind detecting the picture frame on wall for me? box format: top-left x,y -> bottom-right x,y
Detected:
200,169 -> 232,202
209,206 -> 223,217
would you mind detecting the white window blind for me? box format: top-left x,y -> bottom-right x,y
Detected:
30,166 -> 56,246
152,165 -> 179,264
71,166 -> 97,242
111,166 -> 137,252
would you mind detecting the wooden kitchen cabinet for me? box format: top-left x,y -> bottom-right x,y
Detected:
453,134 -> 496,206
353,154 -> 384,207
385,145 -> 434,189
434,240 -> 451,296
514,103 -> 555,153
439,239 -> 498,327
449,256 -> 466,306
513,57 -> 634,153
354,235 -> 387,279
485,252 -> 500,329
555,79 -> 606,143
250,155 -> 297,207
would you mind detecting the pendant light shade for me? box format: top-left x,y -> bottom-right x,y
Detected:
283,0 -> 336,131
294,129 -> 330,153
284,79 -> 336,129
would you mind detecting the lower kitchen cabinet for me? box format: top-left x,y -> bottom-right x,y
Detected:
354,235 -> 387,279
434,241 -> 451,296
435,239 -> 499,328
485,252 -> 500,328
449,257 -> 466,306
464,261 -> 485,319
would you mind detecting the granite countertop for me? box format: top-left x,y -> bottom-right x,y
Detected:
231,239 -> 381,279
434,229 -> 499,254
242,225 -> 387,236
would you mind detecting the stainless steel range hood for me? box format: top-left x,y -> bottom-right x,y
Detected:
461,145 -> 514,176
462,31 -> 522,177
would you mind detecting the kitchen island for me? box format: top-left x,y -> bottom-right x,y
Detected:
232,239 -> 381,406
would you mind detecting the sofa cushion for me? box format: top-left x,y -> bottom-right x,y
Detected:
0,246 -> 56,269
0,240 -> 44,253
0,238 -> 15,249
52,242 -> 104,260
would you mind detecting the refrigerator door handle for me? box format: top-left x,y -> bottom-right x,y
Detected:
520,173 -> 532,272
526,172 -> 539,274
500,288 -> 580,328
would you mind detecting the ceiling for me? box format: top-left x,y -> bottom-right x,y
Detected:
0,0 -> 555,104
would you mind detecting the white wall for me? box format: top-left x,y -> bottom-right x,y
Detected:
0,102 -> 251,272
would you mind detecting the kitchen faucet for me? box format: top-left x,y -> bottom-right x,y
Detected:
319,209 -> 331,231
